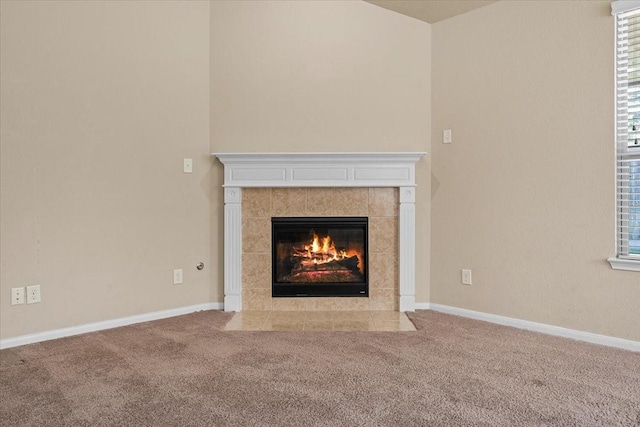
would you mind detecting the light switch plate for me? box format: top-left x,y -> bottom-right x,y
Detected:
443,129 -> 452,144
183,158 -> 193,173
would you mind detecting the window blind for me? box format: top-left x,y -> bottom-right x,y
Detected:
614,2 -> 640,258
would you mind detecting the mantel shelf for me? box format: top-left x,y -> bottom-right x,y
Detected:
213,152 -> 426,188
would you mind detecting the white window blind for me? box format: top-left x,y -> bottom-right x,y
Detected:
614,1 -> 640,260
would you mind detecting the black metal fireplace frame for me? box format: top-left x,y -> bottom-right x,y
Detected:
271,217 -> 368,298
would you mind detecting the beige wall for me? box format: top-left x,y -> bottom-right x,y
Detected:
431,1 -> 640,341
1,0 -> 430,341
210,1 -> 432,302
0,1 -> 212,339
10,0 -> 631,345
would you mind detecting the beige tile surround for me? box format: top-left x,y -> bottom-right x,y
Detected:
242,187 -> 399,311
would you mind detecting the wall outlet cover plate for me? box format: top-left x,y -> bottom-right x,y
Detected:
26,285 -> 41,304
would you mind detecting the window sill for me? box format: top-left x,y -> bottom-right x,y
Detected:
607,257 -> 640,272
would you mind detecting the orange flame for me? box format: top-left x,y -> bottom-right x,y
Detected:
289,231 -> 364,274
304,233 -> 342,262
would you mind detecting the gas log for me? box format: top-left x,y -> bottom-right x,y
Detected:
291,254 -> 360,272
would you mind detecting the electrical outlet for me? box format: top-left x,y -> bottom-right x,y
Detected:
26,285 -> 41,304
461,269 -> 472,285
173,269 -> 183,285
11,287 -> 25,305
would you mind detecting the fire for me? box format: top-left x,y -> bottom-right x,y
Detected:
280,229 -> 365,280
293,232 -> 363,274
303,233 -> 346,263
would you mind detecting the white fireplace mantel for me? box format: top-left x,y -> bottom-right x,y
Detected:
213,152 -> 426,312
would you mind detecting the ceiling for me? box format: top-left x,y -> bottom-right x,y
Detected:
365,0 -> 498,24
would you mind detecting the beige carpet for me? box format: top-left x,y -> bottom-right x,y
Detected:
1,310 -> 638,426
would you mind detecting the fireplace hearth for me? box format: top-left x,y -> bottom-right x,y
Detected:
272,217 -> 368,297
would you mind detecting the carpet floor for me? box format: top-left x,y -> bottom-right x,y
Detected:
1,310 -> 638,426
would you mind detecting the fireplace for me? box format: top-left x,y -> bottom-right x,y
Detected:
272,217 -> 368,297
214,152 -> 426,312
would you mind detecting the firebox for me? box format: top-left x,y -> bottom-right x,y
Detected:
271,217 -> 368,297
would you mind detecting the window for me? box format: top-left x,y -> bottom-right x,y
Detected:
610,1 -> 640,271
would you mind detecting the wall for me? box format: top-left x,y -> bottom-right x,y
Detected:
431,1 -> 640,341
210,0 -> 432,303
1,0 -> 430,341
0,1 -> 212,339
3,0 -> 635,344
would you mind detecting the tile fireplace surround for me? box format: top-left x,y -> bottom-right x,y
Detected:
214,152 -> 426,312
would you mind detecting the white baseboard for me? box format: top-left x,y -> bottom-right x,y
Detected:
0,302 -> 223,350
428,303 -> 640,353
5,302 -> 636,353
